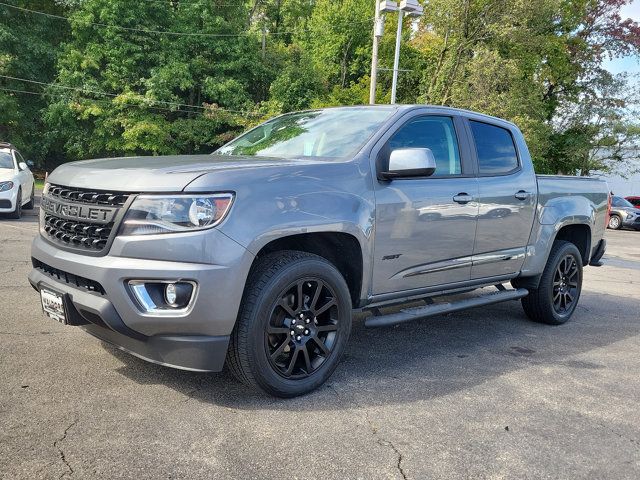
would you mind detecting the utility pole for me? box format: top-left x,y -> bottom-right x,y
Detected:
369,1 -> 382,104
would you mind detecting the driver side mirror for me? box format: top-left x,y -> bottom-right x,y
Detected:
18,162 -> 28,171
380,148 -> 437,179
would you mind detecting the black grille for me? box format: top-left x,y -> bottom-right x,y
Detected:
0,199 -> 11,209
42,184 -> 134,253
43,214 -> 111,250
32,258 -> 106,294
47,184 -> 131,206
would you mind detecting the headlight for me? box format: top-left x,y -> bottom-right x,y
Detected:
0,181 -> 14,192
119,193 -> 234,236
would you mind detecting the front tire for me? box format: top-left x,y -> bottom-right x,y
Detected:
521,240 -> 583,325
24,185 -> 35,209
9,188 -> 22,219
608,214 -> 622,230
227,251 -> 352,397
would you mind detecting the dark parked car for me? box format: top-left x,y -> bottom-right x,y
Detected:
608,196 -> 640,230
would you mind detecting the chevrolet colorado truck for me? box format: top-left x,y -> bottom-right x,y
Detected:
29,106 -> 609,397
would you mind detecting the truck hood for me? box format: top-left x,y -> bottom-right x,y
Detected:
46,154 -> 320,192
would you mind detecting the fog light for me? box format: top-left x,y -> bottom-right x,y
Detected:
128,280 -> 196,315
165,283 -> 177,306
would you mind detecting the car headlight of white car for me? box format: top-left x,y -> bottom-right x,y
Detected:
0,181 -> 14,192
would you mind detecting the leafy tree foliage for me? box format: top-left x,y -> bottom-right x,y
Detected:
0,0 -> 638,175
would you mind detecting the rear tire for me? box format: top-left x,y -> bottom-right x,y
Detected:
521,240 -> 583,325
608,214 -> 622,230
24,185 -> 35,209
227,251 -> 352,397
9,189 -> 22,219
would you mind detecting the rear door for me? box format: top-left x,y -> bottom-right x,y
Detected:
371,112 -> 479,295
465,119 -> 537,279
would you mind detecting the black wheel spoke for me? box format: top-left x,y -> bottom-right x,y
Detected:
310,281 -> 323,310
296,281 -> 304,311
270,338 -> 290,360
302,346 -> 312,373
278,298 -> 296,318
285,348 -> 300,376
312,336 -> 330,356
314,298 -> 336,316
267,326 -> 290,335
316,323 -> 338,333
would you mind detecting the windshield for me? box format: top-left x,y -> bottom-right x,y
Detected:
613,196 -> 634,208
216,108 -> 395,160
0,150 -> 14,169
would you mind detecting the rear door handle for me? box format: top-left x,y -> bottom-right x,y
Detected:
515,190 -> 532,201
453,193 -> 473,204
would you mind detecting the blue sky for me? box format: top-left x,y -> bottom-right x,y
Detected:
602,1 -> 640,75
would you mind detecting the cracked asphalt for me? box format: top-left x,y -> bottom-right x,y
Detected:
1,194 -> 639,479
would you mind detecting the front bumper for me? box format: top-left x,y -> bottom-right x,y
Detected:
29,230 -> 254,372
622,215 -> 640,229
0,186 -> 18,212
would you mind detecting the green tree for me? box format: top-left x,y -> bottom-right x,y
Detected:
0,1 -> 69,165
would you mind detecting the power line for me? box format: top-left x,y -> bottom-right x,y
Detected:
0,2 -> 373,38
0,2 -> 297,37
0,74 -> 208,110
0,85 -> 203,115
0,83 -> 261,117
137,0 -> 249,6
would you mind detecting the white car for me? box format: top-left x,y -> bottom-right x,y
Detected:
0,142 -> 35,219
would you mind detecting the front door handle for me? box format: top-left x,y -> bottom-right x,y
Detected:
515,190 -> 532,201
453,193 -> 473,204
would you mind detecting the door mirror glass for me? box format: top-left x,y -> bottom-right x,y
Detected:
18,162 -> 28,171
382,148 -> 437,179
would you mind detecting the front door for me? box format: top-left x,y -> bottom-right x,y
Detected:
372,114 -> 479,295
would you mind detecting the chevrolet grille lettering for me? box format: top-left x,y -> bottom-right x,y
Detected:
42,197 -> 116,224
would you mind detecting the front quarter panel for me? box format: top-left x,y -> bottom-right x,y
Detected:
184,158 -> 375,296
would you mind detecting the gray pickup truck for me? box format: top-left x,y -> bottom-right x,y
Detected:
29,106 -> 608,397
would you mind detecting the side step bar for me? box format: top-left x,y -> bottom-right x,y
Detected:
364,287 -> 529,328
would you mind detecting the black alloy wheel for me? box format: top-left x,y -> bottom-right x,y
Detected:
266,278 -> 339,379
521,240 -> 583,325
551,255 -> 579,315
227,251 -> 352,397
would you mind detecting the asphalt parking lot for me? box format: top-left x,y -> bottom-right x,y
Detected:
1,195 -> 639,479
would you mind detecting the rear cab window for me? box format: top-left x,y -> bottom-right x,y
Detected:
469,120 -> 519,175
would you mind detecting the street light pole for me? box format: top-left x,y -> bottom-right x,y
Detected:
390,0 -> 423,104
369,0 -> 382,104
390,10 -> 403,105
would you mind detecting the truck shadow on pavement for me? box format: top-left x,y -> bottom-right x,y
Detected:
103,287 -> 639,410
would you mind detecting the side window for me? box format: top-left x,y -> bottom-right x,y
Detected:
469,121 -> 519,175
387,116 -> 461,176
